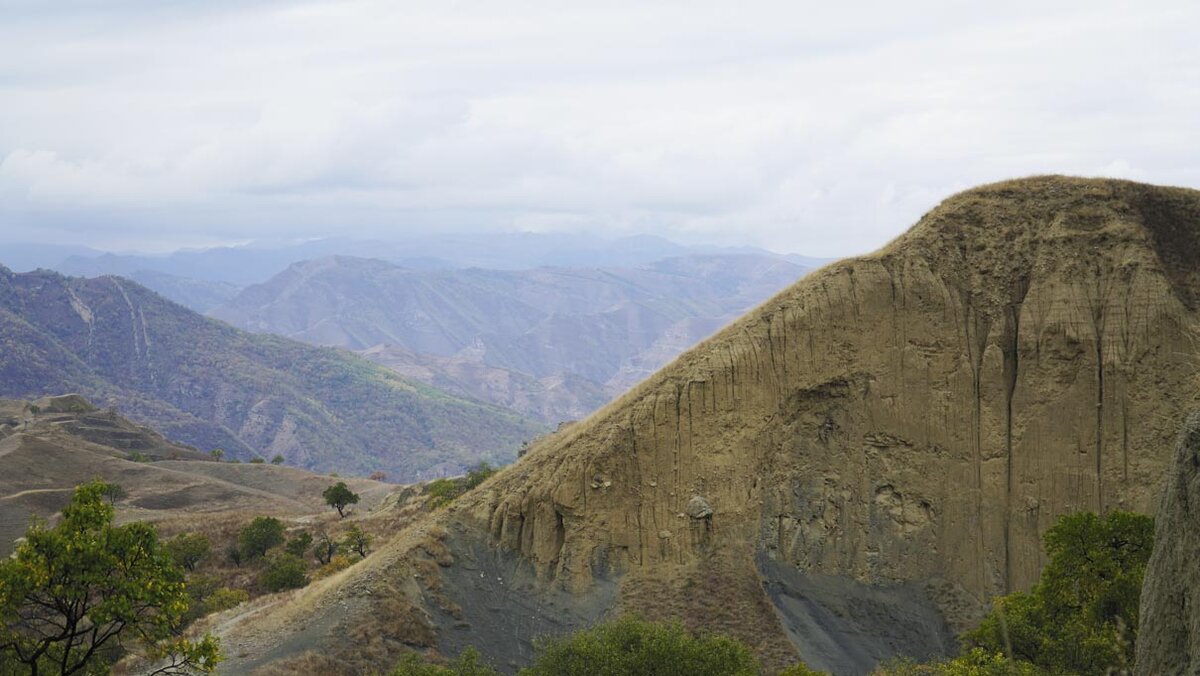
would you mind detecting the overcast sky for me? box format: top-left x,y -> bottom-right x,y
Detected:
1,1 -> 1197,256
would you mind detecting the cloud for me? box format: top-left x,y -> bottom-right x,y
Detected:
1,0 -> 1198,256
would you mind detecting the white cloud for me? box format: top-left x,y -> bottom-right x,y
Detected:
0,0 -> 1198,256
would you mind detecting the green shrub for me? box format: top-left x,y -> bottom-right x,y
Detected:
271,454 -> 285,465
260,553 -> 308,592
873,649 -> 1042,675
965,510 -> 1153,674
519,617 -> 759,676
344,524 -> 373,557
250,457 -> 265,464
166,532 -> 212,571
425,478 -> 461,508
239,516 -> 286,561
464,462 -> 496,490
285,531 -> 313,557
391,647 -> 498,675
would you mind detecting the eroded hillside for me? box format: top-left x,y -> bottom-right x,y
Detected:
213,177 -> 1200,675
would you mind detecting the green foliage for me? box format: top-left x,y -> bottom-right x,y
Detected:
260,553 -> 309,593
209,448 -> 225,461
0,481 -> 221,674
874,649 -> 1042,675
344,524 -> 373,558
127,450 -> 150,462
182,576 -> 250,623
166,532 -> 212,571
391,647 -> 499,675
323,481 -> 360,517
238,516 -> 286,561
285,531 -> 313,557
464,462 -> 497,490
249,456 -> 265,464
518,616 -> 759,676
426,463 -> 499,509
271,454 -> 285,465
425,478 -> 461,508
965,510 -> 1153,675
98,480 -> 127,505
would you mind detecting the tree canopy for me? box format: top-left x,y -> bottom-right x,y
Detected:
322,482 -> 360,518
966,510 -> 1153,674
0,481 -> 221,675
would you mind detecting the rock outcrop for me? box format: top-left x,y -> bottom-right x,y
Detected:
217,177 -> 1200,674
1135,411 -> 1200,675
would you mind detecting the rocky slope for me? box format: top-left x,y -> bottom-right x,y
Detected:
210,254 -> 811,423
214,177 -> 1200,674
1135,410 -> 1200,675
0,269 -> 543,480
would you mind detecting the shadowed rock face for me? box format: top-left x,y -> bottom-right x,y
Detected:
1135,411 -> 1200,676
214,177 -> 1200,674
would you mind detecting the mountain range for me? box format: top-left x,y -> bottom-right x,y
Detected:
209,254 -> 813,423
0,266 -> 542,481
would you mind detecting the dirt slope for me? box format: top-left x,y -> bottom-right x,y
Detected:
215,177 -> 1200,675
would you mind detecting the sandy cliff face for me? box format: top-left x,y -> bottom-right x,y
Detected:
451,177 -> 1200,665
217,177 -> 1200,674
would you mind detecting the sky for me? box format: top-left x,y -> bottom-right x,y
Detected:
0,1 -> 1198,257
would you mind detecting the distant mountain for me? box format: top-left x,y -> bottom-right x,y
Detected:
210,254 -> 814,423
125,270 -> 241,312
0,266 -> 543,480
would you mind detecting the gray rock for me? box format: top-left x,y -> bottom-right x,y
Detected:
1136,410 -> 1200,675
686,495 -> 713,519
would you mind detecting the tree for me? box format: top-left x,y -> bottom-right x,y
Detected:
271,455 -> 285,465
313,528 -> 340,566
0,481 -> 222,675
518,617 -> 759,676
966,510 -> 1153,674
259,554 -> 308,593
209,449 -> 224,461
249,457 -> 265,464
369,471 -> 387,482
322,482 -> 360,518
238,517 -> 286,561
285,531 -> 313,558
343,525 -> 373,558
98,482 -> 126,506
165,533 -> 212,572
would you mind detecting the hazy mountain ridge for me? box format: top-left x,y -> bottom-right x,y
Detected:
210,253 -> 812,423
0,266 -> 543,480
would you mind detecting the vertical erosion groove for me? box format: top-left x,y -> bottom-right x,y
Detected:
1001,278 -> 1029,593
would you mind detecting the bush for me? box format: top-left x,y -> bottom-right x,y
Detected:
313,554 -> 355,580
250,457 -> 265,464
260,553 -> 309,592
166,532 -> 212,571
464,462 -> 496,490
425,478 -> 461,508
239,516 -> 286,561
519,617 -> 759,676
391,647 -> 498,675
780,664 -> 829,676
873,649 -> 1042,675
271,454 -> 285,465
965,510 -> 1153,674
285,531 -> 313,557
